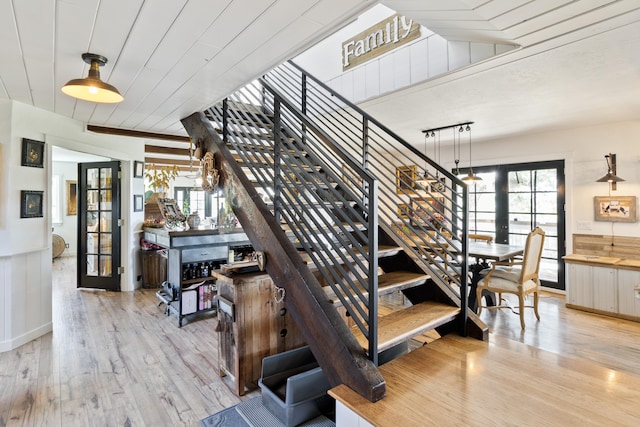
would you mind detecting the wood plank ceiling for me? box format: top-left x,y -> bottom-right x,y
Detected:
2,1 -> 640,170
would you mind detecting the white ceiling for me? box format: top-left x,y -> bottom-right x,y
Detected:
2,0 -> 640,152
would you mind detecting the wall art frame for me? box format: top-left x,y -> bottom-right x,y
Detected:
133,161 -> 144,178
133,194 -> 144,212
395,164 -> 417,194
21,190 -> 44,218
410,196 -> 445,228
594,196 -> 637,222
21,138 -> 45,168
66,180 -> 77,216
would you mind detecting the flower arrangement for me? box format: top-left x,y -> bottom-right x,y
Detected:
144,164 -> 179,192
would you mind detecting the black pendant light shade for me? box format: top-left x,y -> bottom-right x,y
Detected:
596,153 -> 624,184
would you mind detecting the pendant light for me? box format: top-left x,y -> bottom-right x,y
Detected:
61,53 -> 124,103
416,131 -> 436,187
461,124 -> 482,184
596,153 -> 624,190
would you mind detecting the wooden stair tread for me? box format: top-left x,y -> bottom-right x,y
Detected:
324,270 -> 429,304
300,245 -> 402,270
351,301 -> 460,353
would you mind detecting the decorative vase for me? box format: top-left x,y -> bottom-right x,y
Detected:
187,212 -> 201,229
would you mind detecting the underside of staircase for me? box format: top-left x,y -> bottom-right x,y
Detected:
181,61 -> 487,403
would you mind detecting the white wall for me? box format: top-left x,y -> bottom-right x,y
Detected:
0,99 -> 146,352
294,4 -> 515,104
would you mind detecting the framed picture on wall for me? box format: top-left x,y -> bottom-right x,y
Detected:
21,190 -> 44,218
133,161 -> 144,178
410,196 -> 445,228
395,165 -> 417,194
133,194 -> 144,212
21,138 -> 45,168
594,196 -> 637,222
66,180 -> 77,216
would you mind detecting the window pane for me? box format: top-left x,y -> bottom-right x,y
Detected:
475,193 -> 495,212
509,171 -> 530,192
534,169 -> 557,191
536,193 -> 557,214
509,193 -> 531,213
510,214 -> 532,234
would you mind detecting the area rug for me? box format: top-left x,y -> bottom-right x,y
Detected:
201,397 -> 335,427
200,404 -> 249,427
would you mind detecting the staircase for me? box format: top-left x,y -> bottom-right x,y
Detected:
181,61 -> 487,403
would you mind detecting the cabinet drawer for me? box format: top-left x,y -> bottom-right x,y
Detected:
182,246 -> 228,263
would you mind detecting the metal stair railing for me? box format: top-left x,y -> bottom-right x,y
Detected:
204,80 -> 383,363
263,60 -> 470,333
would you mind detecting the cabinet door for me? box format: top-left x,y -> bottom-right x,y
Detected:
617,270 -> 640,317
567,264 -> 593,307
592,267 -> 617,312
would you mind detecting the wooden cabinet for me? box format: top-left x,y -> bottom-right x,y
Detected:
617,269 -> 640,317
567,263 -> 594,308
565,256 -> 640,322
214,271 -> 306,396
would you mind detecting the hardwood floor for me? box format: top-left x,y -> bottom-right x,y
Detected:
2,257 -> 640,426
0,257 -> 259,427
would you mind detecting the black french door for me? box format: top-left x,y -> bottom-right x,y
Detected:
462,160 -> 565,290
77,161 -> 121,291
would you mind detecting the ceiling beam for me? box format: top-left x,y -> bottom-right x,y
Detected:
87,125 -> 191,142
145,157 -> 198,167
145,145 -> 191,156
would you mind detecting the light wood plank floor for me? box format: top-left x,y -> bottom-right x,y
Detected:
0,257 -> 259,427
3,257 -> 640,426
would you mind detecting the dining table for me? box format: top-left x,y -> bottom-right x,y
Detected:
465,241 -> 525,312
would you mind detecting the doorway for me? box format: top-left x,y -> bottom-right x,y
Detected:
77,161 -> 122,291
463,160 -> 565,290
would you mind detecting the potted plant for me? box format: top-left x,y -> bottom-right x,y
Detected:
144,164 -> 179,201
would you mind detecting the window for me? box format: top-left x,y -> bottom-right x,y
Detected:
174,187 -> 225,225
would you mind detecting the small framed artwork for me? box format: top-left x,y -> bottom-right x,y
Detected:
133,161 -> 144,178
397,203 -> 410,219
594,196 -> 637,223
21,138 -> 45,168
396,165 -> 417,194
410,196 -> 445,228
66,180 -> 77,216
133,194 -> 144,212
157,198 -> 186,222
430,177 -> 446,193
21,190 -> 44,218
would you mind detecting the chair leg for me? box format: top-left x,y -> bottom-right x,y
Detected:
533,291 -> 540,320
476,286 -> 483,315
518,294 -> 526,329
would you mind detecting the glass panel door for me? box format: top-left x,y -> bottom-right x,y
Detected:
77,161 -> 121,291
462,160 -> 565,290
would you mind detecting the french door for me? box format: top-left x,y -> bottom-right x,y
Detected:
77,161 -> 121,291
464,160 -> 565,290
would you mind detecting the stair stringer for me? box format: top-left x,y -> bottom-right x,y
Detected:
182,111 -> 387,403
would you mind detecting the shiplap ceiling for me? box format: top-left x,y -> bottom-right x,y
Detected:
2,0 -> 640,166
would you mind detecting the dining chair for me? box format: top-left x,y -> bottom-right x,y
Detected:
469,233 -> 493,243
476,227 -> 546,329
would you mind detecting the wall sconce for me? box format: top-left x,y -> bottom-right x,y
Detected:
61,53 -> 124,103
596,153 -> 624,190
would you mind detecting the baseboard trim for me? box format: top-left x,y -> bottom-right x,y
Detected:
0,322 -> 53,353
